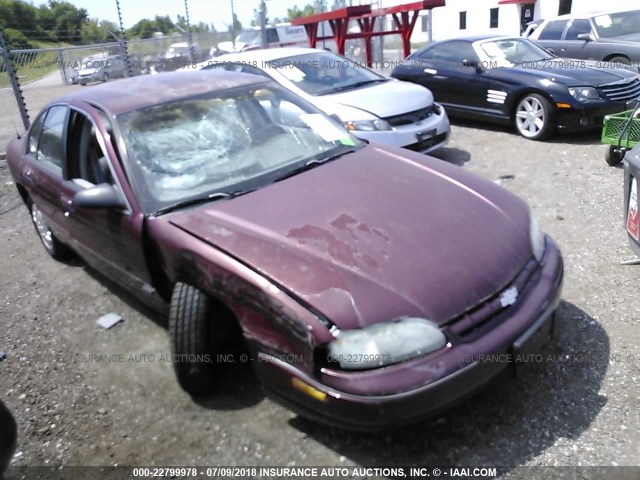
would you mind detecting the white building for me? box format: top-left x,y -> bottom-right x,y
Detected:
378,0 -> 640,43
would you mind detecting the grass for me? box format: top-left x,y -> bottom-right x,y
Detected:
0,41 -> 73,88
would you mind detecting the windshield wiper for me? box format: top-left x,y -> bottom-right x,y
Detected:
154,190 -> 251,216
273,147 -> 357,183
320,79 -> 388,95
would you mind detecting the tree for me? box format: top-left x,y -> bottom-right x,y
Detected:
35,0 -> 88,44
80,18 -> 117,43
287,4 -> 315,20
2,27 -> 34,49
128,15 -> 174,39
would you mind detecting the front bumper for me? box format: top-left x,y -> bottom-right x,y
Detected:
77,72 -> 100,83
352,103 -> 450,153
254,240 -> 564,430
557,99 -> 639,131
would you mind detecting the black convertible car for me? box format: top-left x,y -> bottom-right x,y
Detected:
391,35 -> 640,140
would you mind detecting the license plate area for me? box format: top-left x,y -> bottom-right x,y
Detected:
512,312 -> 554,373
416,129 -> 436,142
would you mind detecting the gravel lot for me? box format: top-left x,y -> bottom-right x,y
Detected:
0,117 -> 639,479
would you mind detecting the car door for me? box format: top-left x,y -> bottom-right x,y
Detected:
21,105 -> 72,244
559,18 -> 595,59
432,41 -> 496,112
59,107 -> 151,288
405,41 -> 485,108
534,19 -> 569,55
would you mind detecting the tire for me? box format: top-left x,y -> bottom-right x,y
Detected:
27,198 -> 74,261
607,56 -> 631,65
514,93 -> 556,140
0,400 -> 17,476
169,283 -> 228,396
605,145 -> 625,166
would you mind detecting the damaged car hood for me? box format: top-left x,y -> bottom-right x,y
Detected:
167,145 -> 533,330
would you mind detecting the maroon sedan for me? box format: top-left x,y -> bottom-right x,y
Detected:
6,71 -> 563,430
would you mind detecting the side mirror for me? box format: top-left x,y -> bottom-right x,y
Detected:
73,183 -> 127,210
576,33 -> 594,42
462,59 -> 483,73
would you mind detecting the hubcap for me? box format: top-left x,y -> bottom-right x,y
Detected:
516,97 -> 545,137
31,205 -> 54,251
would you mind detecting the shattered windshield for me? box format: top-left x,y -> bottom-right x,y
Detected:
117,83 -> 360,214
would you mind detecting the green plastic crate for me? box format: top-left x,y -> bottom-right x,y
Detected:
602,108 -> 640,149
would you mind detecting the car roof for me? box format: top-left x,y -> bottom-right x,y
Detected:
421,35 -> 520,46
54,70 -> 270,115
544,8 -> 638,21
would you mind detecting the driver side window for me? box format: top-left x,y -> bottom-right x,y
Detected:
431,41 -> 479,64
66,110 -> 114,187
565,19 -> 592,40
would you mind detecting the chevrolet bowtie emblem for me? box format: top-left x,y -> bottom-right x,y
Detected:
500,287 -> 519,308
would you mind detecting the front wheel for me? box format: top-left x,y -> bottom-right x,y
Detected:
514,94 -> 556,140
605,145 -> 625,166
28,199 -> 74,261
169,283 -> 236,396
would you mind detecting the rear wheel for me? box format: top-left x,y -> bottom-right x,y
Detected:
169,283 -> 236,396
607,55 -> 631,65
514,93 -> 555,140
605,145 -> 625,166
27,198 -> 74,261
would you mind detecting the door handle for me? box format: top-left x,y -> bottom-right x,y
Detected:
423,68 -> 438,75
60,195 -> 74,217
561,48 -> 567,51
22,168 -> 33,185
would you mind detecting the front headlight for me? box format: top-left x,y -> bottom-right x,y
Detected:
568,86 -> 600,102
344,119 -> 392,132
327,317 -> 447,370
530,214 -> 546,262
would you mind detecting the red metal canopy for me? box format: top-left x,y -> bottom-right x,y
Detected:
292,1 -> 446,67
498,0 -> 536,4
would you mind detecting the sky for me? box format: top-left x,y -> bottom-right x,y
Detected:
63,0 -> 309,31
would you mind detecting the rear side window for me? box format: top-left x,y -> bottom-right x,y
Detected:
28,113 -> 45,155
36,105 -> 68,173
565,19 -> 592,40
538,20 -> 568,40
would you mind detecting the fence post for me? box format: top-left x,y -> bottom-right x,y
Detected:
0,31 -> 30,130
184,0 -> 196,63
56,48 -> 68,85
115,0 -> 133,77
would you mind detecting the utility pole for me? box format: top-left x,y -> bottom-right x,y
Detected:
230,0 -> 237,48
259,0 -> 267,48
